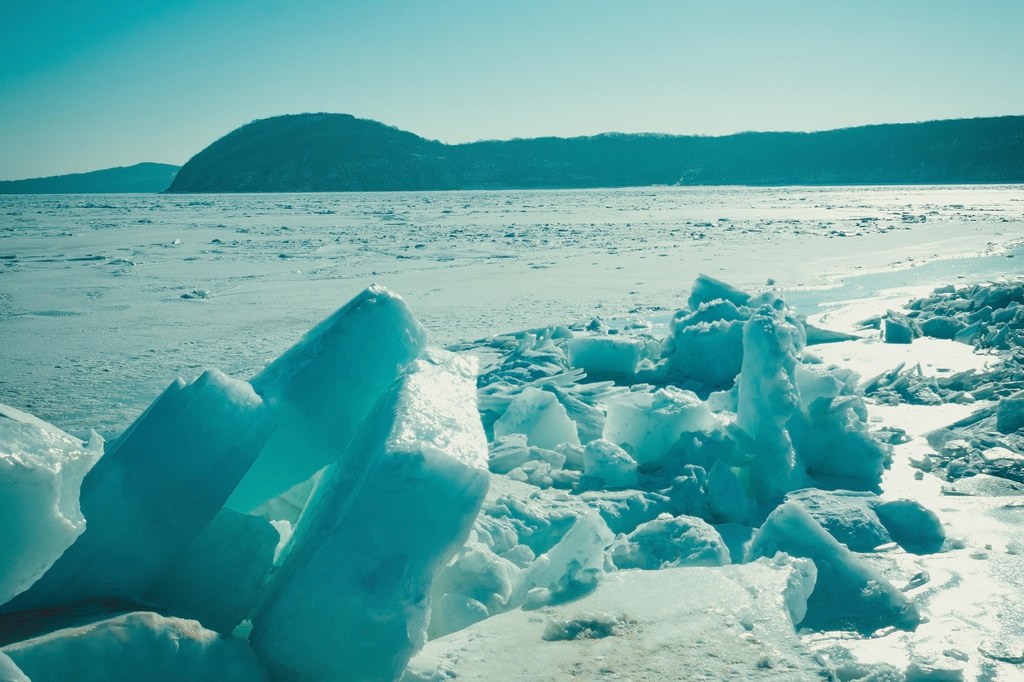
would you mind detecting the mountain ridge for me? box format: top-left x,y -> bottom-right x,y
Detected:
0,163 -> 180,194
168,113 -> 1024,192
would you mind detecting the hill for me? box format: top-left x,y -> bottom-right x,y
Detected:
0,163 -> 180,194
167,114 -> 1024,192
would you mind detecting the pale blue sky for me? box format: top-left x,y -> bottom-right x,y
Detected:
2,0 -> 1022,179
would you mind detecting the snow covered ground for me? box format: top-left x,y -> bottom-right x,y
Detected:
2,185 -> 1024,681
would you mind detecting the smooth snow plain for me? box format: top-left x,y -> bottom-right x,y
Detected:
1,185 -> 1024,681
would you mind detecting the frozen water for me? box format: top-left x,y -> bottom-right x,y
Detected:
610,513 -> 730,569
492,386 -> 580,450
3,369 -> 274,613
750,502 -> 920,634
228,285 -> 426,512
0,404 -> 99,605
250,349 -> 489,682
566,334 -> 644,380
2,186 -> 1020,438
144,508 -> 279,633
582,438 -> 637,488
1,612 -> 266,682
1,187 -> 1023,680
404,556 -> 822,681
603,386 -> 714,465
736,304 -> 808,501
508,511 -> 614,608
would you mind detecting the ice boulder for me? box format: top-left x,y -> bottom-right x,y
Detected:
228,285 -> 426,512
250,350 -> 489,682
583,439 -> 638,488
882,310 -> 916,344
3,370 -> 274,614
0,404 -> 99,605
783,489 -> 891,552
736,304 -> 808,501
996,390 -> 1024,434
509,511 -> 614,608
493,386 -> 580,450
610,513 -> 729,569
428,539 -> 521,638
566,335 -> 644,380
603,387 -> 714,465
1,612 -> 267,682
874,499 -> 945,555
750,503 -> 921,634
688,273 -> 752,310
145,509 -> 279,633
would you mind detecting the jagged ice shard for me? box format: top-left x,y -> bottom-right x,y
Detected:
250,349 -> 489,682
3,369 -> 274,613
228,285 -> 427,512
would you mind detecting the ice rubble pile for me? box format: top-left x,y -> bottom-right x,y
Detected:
1,287 -> 488,682
855,279 -> 1024,486
0,276 -> 946,681
862,279 -> 1024,406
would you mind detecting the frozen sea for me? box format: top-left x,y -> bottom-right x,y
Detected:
1,185 -> 1022,438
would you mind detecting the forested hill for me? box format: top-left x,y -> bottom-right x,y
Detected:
166,113 -> 1024,193
0,163 -> 180,194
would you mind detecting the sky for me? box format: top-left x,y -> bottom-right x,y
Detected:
1,0 -> 1023,180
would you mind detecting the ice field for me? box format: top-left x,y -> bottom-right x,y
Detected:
1,185 -> 1022,438
2,185 -> 1024,681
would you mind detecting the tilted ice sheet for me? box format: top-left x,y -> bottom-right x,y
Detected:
250,349 -> 489,682
3,369 -> 274,613
404,557 -> 822,681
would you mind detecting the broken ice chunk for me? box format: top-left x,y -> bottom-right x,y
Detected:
428,539 -> 521,638
0,404 -> 99,605
736,305 -> 808,501
881,310 -> 916,344
566,335 -> 644,380
250,350 -> 489,682
1,612 -> 267,682
610,513 -> 729,569
688,273 -> 752,310
3,370 -> 274,614
228,285 -> 426,512
874,499 -> 945,555
493,386 -> 580,450
145,508 -> 279,633
583,439 -> 638,488
750,503 -> 920,634
509,511 -> 614,608
603,386 -> 714,465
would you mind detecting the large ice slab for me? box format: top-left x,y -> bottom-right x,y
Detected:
228,285 -> 426,512
145,508 -> 279,633
1,612 -> 267,682
750,502 -> 921,634
3,370 -> 274,613
0,404 -> 99,605
250,349 -> 489,682
403,557 -> 823,681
